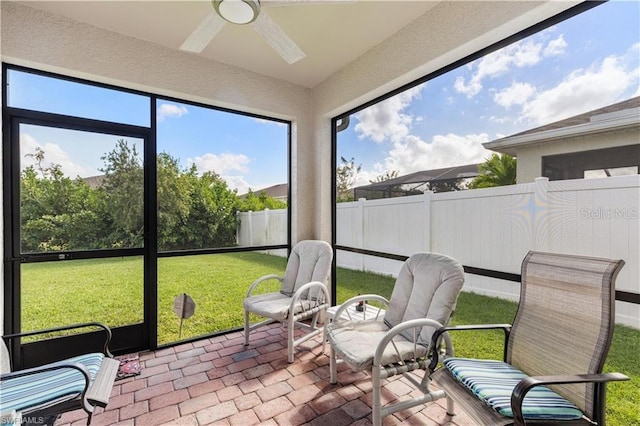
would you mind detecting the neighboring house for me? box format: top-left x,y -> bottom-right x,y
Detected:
484,96 -> 640,183
83,175 -> 106,188
353,164 -> 480,200
240,183 -> 288,203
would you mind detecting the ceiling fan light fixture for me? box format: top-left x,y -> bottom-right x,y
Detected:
213,0 -> 260,25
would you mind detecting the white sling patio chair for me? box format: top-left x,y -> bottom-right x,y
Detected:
428,251 -> 629,425
327,252 -> 465,426
243,240 -> 333,363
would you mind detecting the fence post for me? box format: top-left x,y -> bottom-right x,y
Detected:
423,190 -> 433,252
247,210 -> 253,247
236,211 -> 240,245
358,198 -> 366,271
264,209 -> 270,249
533,177 -> 550,251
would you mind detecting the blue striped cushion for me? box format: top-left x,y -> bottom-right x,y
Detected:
444,358 -> 584,420
0,353 -> 104,414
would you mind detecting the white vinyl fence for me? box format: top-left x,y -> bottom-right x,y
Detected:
236,209 -> 288,257
239,176 -> 640,328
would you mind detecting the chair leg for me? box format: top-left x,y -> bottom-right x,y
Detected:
329,346 -> 338,384
372,367 -> 382,426
244,310 -> 250,346
287,316 -> 295,363
446,395 -> 455,417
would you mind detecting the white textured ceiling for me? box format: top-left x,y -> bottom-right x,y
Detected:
18,0 -> 439,88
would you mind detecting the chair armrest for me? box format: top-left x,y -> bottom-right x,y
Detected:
2,322 -> 114,357
428,324 -> 512,371
289,281 -> 330,311
246,274 -> 284,297
511,372 -> 630,425
374,318 -> 449,368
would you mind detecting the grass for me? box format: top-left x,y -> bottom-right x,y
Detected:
21,253 -> 286,344
21,253 -> 639,425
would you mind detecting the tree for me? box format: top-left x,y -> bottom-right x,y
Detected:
369,170 -> 399,183
21,149 -> 104,252
469,154 -> 517,189
336,156 -> 361,202
174,167 -> 239,250
20,144 -> 244,252
237,189 -> 287,212
429,178 -> 465,193
157,152 -> 192,250
99,139 -> 144,247
156,158 -> 241,251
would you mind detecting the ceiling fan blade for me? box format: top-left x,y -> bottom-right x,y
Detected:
180,11 -> 226,53
251,12 -> 306,64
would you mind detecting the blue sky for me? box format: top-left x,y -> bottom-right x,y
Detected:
10,1 -> 640,193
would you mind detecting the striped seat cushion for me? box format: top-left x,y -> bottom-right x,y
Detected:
444,358 -> 584,420
0,353 -> 104,414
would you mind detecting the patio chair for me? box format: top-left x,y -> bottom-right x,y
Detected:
0,322 -> 120,426
326,252 -> 465,426
429,250 -> 629,425
243,239 -> 333,363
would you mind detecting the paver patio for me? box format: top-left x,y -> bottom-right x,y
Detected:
57,322 -> 474,425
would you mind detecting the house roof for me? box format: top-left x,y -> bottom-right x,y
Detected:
83,175 -> 106,188
485,96 -> 640,156
240,183 -> 288,199
354,163 -> 480,193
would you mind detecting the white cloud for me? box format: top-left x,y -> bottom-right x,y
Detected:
380,133 -> 492,176
353,163 -> 389,187
20,133 -> 90,177
543,34 -> 567,57
223,175 -> 252,193
454,35 -> 565,98
354,85 -> 424,143
188,152 -> 251,174
521,54 -> 639,125
494,82 -> 536,108
454,75 -> 483,98
157,103 -> 188,122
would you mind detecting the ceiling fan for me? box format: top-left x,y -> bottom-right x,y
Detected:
180,0 -> 350,64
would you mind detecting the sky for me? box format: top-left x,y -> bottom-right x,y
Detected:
9,1 -> 640,193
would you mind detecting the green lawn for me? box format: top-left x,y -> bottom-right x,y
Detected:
21,252 -> 287,344
21,253 -> 639,425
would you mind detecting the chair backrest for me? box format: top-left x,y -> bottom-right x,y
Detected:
507,251 -> 624,419
383,252 -> 465,345
280,240 -> 333,298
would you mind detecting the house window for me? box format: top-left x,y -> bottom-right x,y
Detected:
543,145 -> 640,181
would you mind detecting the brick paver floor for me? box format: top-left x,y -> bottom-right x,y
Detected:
57,323 -> 474,425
